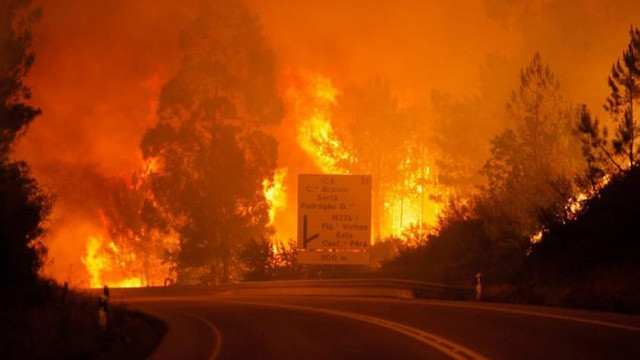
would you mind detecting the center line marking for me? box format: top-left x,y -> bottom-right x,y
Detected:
224,300 -> 491,360
177,310 -> 224,360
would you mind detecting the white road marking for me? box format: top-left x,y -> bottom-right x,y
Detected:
420,301 -> 640,333
329,297 -> 640,333
177,310 -> 224,360
122,294 -> 640,333
225,300 -> 491,360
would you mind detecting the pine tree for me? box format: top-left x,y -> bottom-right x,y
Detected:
604,26 -> 640,169
577,26 -> 640,187
482,53 -> 580,234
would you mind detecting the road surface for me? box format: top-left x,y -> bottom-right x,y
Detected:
119,290 -> 640,360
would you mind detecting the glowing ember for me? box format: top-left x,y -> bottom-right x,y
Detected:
530,230 -> 543,244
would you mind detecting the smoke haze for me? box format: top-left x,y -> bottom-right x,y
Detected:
15,0 -> 640,284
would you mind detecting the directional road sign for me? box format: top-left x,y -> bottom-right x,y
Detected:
297,174 -> 371,265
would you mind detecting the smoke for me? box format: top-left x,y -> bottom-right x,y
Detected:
252,0 -> 640,110
14,0 -> 640,284
16,0 -> 196,284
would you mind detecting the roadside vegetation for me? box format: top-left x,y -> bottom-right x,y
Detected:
0,2 -> 165,358
2,281 -> 166,360
368,27 -> 640,312
237,27 -> 640,314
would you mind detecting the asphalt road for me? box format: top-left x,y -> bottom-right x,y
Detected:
121,292 -> 640,360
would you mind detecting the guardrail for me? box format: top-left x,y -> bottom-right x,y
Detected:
219,279 -> 475,300
108,278 -> 475,301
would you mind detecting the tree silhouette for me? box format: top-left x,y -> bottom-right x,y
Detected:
237,238 -> 276,281
528,166 -> 640,311
579,26 -> 640,180
140,0 -> 282,284
605,26 -> 640,169
482,52 -> 581,235
0,0 -> 52,298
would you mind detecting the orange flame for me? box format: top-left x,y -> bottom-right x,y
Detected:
79,156 -> 177,288
82,235 -> 144,288
263,167 -> 288,225
289,73 -> 355,174
280,71 -> 448,240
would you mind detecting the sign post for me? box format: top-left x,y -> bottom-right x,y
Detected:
297,174 -> 371,265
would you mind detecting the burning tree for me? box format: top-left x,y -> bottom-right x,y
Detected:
139,0 -> 282,284
100,168 -> 178,287
290,73 -> 447,239
334,79 -> 414,238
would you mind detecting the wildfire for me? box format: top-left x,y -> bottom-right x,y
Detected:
386,159 -> 445,235
82,235 -> 144,288
75,67 -> 454,287
566,175 -> 611,219
289,73 -> 355,174
78,155 -> 177,288
280,71 -> 448,240
263,167 -> 288,225
529,175 -> 613,245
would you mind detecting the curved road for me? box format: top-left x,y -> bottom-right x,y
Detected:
121,293 -> 640,360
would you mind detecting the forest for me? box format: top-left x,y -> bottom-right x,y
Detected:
2,4 -> 640,350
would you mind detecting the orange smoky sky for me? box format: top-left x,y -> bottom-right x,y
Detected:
14,0 -> 640,284
250,0 -> 640,109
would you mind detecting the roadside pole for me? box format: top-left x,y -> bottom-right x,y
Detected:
98,285 -> 109,331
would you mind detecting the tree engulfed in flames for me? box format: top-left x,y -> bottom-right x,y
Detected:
81,157 -> 178,288
263,167 -> 288,225
283,71 -> 449,240
289,73 -> 355,174
386,156 -> 447,235
82,235 -> 144,288
80,71 -> 452,288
